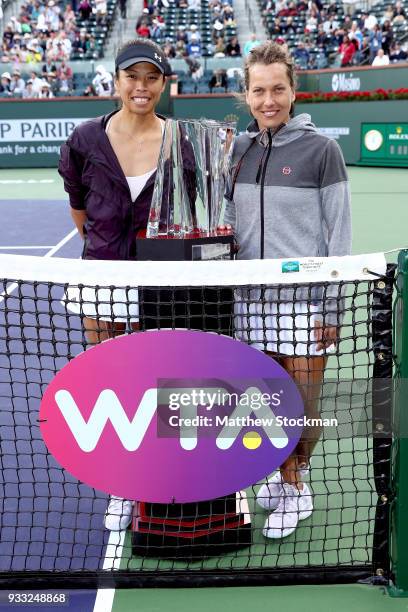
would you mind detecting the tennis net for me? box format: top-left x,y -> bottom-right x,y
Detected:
0,251 -> 395,588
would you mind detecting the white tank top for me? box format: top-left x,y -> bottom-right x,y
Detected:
106,116 -> 164,202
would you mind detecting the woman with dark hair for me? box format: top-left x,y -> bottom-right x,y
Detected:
58,39 -> 194,531
223,41 -> 351,539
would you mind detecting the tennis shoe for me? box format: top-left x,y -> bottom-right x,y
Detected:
104,496 -> 133,531
262,482 -> 313,539
257,465 -> 310,511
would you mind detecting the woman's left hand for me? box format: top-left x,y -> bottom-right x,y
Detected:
314,319 -> 338,352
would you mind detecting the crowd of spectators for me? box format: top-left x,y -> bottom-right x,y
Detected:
1,0 -> 407,98
1,0 -> 112,68
0,60 -> 117,97
134,0 -> 239,58
259,0 -> 408,69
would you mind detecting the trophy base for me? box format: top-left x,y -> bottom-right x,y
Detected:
131,492 -> 252,559
136,229 -> 234,261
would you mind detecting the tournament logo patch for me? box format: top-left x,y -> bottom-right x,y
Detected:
40,330 -> 304,503
282,166 -> 292,175
282,260 -> 300,273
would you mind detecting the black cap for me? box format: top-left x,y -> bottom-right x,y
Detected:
115,42 -> 172,76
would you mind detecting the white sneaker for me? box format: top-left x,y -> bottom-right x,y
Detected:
104,496 -> 133,531
262,482 -> 313,539
256,465 -> 310,511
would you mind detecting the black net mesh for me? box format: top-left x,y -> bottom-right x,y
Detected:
0,257 -> 394,587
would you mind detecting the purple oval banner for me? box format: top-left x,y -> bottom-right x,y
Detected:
40,330 -> 304,502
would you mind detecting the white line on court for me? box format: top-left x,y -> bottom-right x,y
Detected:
0,228 -> 78,304
0,246 -> 54,250
0,224 -> 121,610
0,179 -> 55,184
93,530 -> 126,612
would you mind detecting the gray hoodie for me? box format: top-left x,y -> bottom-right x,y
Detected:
224,113 -> 352,324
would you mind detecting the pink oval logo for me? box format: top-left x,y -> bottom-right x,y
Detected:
40,330 -> 303,503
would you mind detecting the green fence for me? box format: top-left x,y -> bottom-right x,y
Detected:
0,96 -> 407,168
296,64 -> 408,93
1,60 -> 407,92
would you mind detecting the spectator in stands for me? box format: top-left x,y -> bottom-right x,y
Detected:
57,60 -> 73,80
316,24 -> 328,46
136,20 -> 151,38
187,34 -> 202,57
22,78 -> 37,98
187,23 -> 201,43
381,21 -> 393,56
349,21 -> 363,50
225,35 -> 241,57
72,28 -> 88,57
305,8 -> 319,32
184,55 -> 204,82
392,1 -> 406,24
176,25 -> 188,43
355,35 -> 370,64
0,71 -> 12,95
3,24 -> 15,48
282,16 -> 296,36
47,72 -> 59,96
95,0 -> 108,24
339,35 -> 356,67
269,16 -> 282,36
26,40 -> 42,62
322,14 -> 339,34
212,36 -> 224,56
326,0 -> 338,15
78,0 -> 92,21
163,41 -> 176,58
38,79 -> 54,97
209,68 -> 227,92
389,41 -> 408,62
372,48 -> 390,66
63,3 -> 76,28
212,19 -> 225,39
56,71 -> 71,95
119,0 -> 127,19
188,0 -> 201,9
83,83 -> 97,96
45,1 -> 61,32
150,19 -> 163,41
243,32 -> 261,56
363,12 -> 378,31
369,24 -> 382,62
175,39 -> 187,57
10,69 -> 25,95
92,64 -> 113,95
29,69 -> 43,94
293,40 -> 310,68
136,8 -> 151,30
381,5 -> 394,24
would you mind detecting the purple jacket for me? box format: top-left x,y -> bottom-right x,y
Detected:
58,112 -> 196,260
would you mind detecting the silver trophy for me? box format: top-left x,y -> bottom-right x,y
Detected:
144,118 -> 236,248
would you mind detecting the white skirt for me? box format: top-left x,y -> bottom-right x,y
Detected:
234,298 -> 335,356
62,286 -> 139,323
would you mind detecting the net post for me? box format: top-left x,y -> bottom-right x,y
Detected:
389,249 -> 408,597
371,264 -> 395,582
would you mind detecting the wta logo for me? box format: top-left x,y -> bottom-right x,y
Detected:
40,331 -> 303,503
